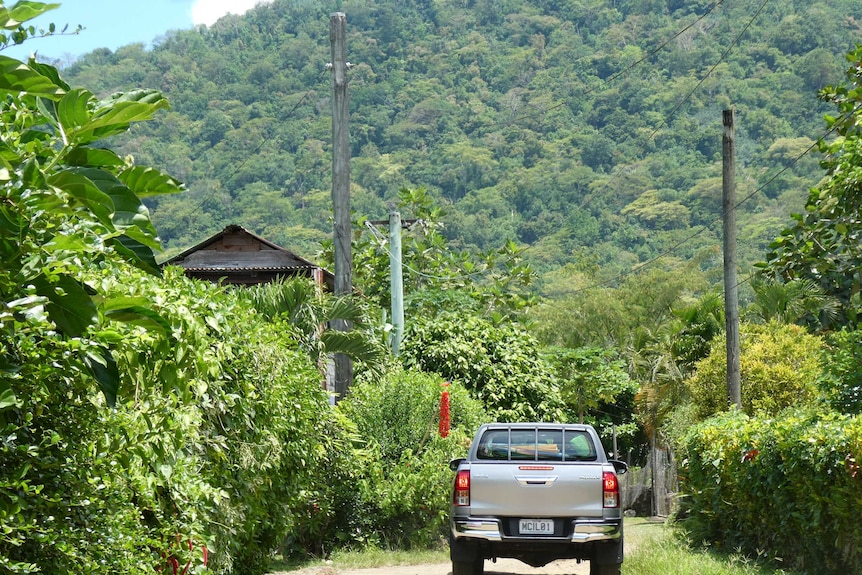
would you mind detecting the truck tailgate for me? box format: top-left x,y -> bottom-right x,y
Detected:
467,461 -> 605,518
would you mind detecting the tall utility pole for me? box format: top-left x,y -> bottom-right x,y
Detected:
723,109 -> 742,409
389,209 -> 405,355
330,12 -> 352,400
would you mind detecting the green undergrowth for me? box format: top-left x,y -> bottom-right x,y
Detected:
624,519 -> 800,575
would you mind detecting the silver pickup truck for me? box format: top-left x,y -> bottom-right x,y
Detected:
449,422 -> 628,575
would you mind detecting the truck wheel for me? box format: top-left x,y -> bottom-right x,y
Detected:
589,562 -> 621,575
452,558 -> 484,575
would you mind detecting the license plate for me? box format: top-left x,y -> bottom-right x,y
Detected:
519,518 -> 554,535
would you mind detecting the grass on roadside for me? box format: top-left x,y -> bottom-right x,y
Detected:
623,518 -> 797,575
269,518 -> 800,574
268,545 -> 448,572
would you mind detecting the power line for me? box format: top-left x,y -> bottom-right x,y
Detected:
560,101 -> 861,297
581,0 -> 771,209
500,0 -> 728,127
364,220 -> 490,283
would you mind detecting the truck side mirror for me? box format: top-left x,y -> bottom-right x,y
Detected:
449,458 -> 466,472
609,460 -> 628,475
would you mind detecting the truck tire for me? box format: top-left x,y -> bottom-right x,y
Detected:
452,558 -> 484,575
589,562 -> 621,575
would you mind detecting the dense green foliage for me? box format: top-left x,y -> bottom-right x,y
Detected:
239,276 -> 388,376
10,1 -> 862,571
546,346 -> 635,423
673,52 -> 862,575
0,13 -> 184,570
285,368 -> 486,555
400,312 -> 566,421
761,46 -> 862,329
685,322 -> 823,419
680,409 -> 862,574
0,7 -> 333,573
33,0 -> 859,290
99,269 -> 331,575
345,186 -> 538,324
818,329 -> 862,416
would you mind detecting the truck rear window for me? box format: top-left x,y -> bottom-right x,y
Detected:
476,428 -> 597,461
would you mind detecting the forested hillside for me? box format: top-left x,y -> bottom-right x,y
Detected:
57,0 -> 862,293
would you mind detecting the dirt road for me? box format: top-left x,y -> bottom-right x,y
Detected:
270,557 -> 591,575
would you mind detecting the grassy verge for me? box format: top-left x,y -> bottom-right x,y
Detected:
268,545 -> 449,572
623,518 -> 797,575
269,518 -> 799,574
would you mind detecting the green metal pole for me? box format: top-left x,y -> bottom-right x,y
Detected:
389,209 -> 404,355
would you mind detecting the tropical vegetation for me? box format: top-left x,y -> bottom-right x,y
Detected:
3,1 -> 862,575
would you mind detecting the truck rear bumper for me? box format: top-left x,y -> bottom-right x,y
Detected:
451,517 -> 622,543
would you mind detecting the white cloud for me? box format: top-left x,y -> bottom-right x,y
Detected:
191,0 -> 273,26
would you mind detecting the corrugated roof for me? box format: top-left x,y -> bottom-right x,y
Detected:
160,224 -> 334,287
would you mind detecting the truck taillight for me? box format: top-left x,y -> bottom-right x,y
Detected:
603,471 -> 619,508
453,469 -> 470,506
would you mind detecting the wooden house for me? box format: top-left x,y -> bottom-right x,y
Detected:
162,224 -> 334,290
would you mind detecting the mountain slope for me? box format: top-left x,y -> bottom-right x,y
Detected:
60,0 -> 862,292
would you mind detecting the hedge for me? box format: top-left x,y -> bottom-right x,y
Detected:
680,409 -> 862,574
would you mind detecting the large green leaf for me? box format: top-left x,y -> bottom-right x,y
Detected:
42,231 -> 92,253
47,170 -> 114,226
117,223 -> 161,250
320,330 -> 386,365
83,346 -> 119,408
56,88 -> 94,136
119,166 -> 184,198
32,273 -> 98,337
107,234 -> 161,276
0,2 -> 59,29
68,168 -> 154,230
67,91 -> 170,143
102,89 -> 168,107
102,296 -> 172,335
65,146 -> 124,168
28,58 -> 70,91
0,380 -> 19,411
0,55 -> 64,98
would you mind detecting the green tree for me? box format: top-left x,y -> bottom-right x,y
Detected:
400,312 -> 565,422
345,187 -> 538,324
0,7 -> 191,570
686,322 -> 823,420
745,276 -> 839,328
761,46 -> 862,329
545,346 -> 635,424
0,10 -> 332,574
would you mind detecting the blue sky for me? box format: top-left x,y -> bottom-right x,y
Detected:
3,0 -> 269,62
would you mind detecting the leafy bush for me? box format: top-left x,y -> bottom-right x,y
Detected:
818,329 -> 862,414
4,261 -> 331,575
400,313 -> 565,422
341,366 -> 486,463
345,367 -> 486,546
102,268 -> 331,575
679,409 -> 862,574
0,17 -> 336,573
280,411 -> 381,558
0,29 -> 189,573
685,322 -> 823,419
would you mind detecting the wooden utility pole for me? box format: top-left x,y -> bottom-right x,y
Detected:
330,12 -> 352,400
722,109 -> 742,409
